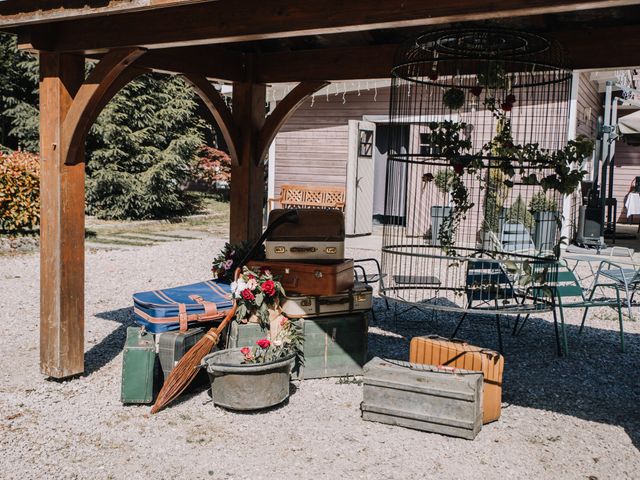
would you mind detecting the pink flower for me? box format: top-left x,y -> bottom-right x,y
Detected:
279,316 -> 289,327
256,338 -> 271,349
241,289 -> 255,301
223,259 -> 233,270
240,347 -> 251,356
261,280 -> 276,297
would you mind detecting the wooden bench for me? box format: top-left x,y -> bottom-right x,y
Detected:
269,184 -> 346,211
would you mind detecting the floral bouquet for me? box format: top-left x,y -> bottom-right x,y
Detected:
231,266 -> 286,327
212,241 -> 264,283
240,316 -> 303,365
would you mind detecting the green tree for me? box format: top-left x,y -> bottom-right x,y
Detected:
85,73 -> 206,220
0,33 -> 39,152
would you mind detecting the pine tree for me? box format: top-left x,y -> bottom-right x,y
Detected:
86,73 -> 205,220
0,33 -> 39,152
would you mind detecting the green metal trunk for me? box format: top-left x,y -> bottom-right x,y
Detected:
120,326 -> 160,404
227,312 -> 368,379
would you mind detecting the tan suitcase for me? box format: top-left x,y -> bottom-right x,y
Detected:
409,335 -> 504,424
265,209 -> 345,262
281,281 -> 372,318
246,259 -> 354,296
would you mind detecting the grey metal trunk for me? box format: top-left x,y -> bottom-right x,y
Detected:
361,357 -> 483,440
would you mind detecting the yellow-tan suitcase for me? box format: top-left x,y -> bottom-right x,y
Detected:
409,335 -> 504,424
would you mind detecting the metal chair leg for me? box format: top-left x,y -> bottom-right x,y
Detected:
551,300 -> 563,357
512,314 -> 521,336
623,283 -> 633,319
514,314 -> 530,336
495,313 -> 504,354
578,306 -> 590,334
557,298 -> 569,356
615,288 -> 625,353
451,312 -> 468,338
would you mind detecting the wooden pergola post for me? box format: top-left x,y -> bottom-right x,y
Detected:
230,81 -> 266,244
39,52 -> 86,378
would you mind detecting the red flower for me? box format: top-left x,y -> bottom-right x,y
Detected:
248,274 -> 256,280
240,347 -> 251,356
256,338 -> 271,349
505,94 -> 517,104
241,288 -> 255,301
453,164 -> 464,175
501,102 -> 513,112
261,279 -> 276,297
470,86 -> 483,97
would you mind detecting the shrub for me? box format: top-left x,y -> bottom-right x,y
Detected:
529,191 -> 558,214
0,151 -> 39,233
506,194 -> 534,230
434,169 -> 454,195
194,146 -> 231,190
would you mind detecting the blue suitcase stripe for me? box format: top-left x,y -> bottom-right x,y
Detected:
132,279 -> 234,333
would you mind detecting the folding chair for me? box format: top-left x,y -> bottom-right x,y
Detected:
354,258 -> 389,321
593,258 -> 640,319
513,261 -> 625,354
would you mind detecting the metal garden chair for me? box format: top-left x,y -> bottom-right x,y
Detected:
512,261 -> 625,354
593,259 -> 640,320
353,258 -> 389,321
451,258 -> 519,353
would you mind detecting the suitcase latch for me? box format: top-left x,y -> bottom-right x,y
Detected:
300,298 -> 312,307
314,270 -> 324,279
355,293 -> 367,303
325,247 -> 337,254
274,246 -> 286,254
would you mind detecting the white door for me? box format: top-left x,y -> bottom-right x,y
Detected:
346,120 -> 376,235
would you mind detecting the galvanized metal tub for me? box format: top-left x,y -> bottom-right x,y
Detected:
202,348 -> 295,411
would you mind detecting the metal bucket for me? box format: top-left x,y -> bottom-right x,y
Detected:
202,348 -> 295,411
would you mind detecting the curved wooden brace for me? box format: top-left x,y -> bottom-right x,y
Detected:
256,80 -> 329,165
90,65 -> 149,128
182,74 -> 241,166
62,48 -> 147,165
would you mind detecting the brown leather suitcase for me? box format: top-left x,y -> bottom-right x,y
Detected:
246,259 -> 354,296
265,209 -> 345,262
409,335 -> 504,424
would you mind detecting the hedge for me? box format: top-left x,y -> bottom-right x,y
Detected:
0,151 -> 40,233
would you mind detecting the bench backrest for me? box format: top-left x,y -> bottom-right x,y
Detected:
279,184 -> 346,211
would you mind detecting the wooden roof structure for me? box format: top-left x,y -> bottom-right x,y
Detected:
2,0 -> 640,378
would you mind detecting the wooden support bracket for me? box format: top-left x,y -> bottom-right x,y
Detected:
182,74 -> 241,165
256,80 -> 329,165
62,47 -> 147,165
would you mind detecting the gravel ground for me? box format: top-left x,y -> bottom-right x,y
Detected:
0,238 -> 639,480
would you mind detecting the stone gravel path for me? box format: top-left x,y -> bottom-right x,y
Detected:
0,237 -> 638,479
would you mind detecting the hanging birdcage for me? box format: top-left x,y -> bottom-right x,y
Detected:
381,27 -> 588,314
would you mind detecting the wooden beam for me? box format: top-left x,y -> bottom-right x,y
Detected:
257,81 -> 329,164
255,45 -> 397,83
253,23 -> 640,83
62,48 -> 147,165
183,74 -> 241,164
0,0 -> 216,27
39,52 -> 86,378
17,0 -> 640,52
136,46 -> 247,82
229,81 -> 266,244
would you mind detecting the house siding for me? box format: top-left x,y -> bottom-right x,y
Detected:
273,87 -> 391,197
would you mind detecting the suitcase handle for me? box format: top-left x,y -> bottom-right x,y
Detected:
318,297 -> 350,306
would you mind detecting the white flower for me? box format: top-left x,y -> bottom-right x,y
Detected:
231,279 -> 248,298
246,278 -> 258,290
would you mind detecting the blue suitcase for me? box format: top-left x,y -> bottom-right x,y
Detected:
132,279 -> 234,334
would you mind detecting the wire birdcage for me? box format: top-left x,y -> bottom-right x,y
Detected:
381,27 -> 572,314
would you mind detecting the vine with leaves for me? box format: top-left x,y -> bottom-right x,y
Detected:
428,96 -> 594,256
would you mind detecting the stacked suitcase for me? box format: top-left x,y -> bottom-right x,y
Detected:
123,279 -> 234,404
231,208 -> 370,379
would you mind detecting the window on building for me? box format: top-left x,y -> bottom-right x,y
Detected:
359,129 -> 374,157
